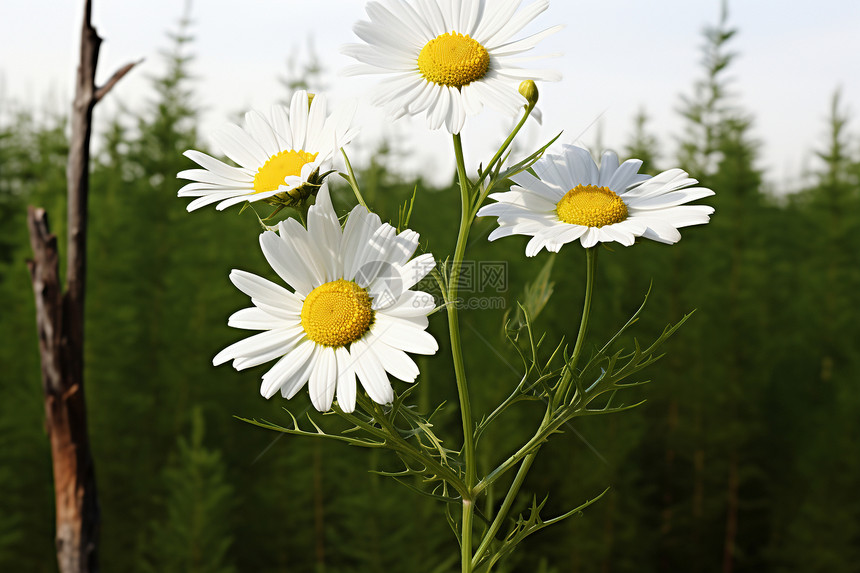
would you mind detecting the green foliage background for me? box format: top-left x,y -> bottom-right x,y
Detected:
2,11 -> 859,573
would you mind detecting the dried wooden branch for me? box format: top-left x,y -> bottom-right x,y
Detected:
94,59 -> 143,103
27,1 -> 139,572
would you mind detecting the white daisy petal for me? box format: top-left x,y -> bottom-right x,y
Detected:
176,168 -> 243,187
228,307 -> 293,330
212,123 -> 271,169
474,0 -> 522,44
185,194 -> 243,212
353,224 -> 398,287
213,327 -> 295,367
608,159 -> 647,192
306,185 -> 343,281
289,90 -> 310,152
335,346 -> 358,413
308,346 -> 338,412
181,150 -> 253,183
259,230 -> 316,296
373,314 -> 439,355
244,110 -> 281,158
231,327 -> 305,371
351,338 -> 395,405
384,291 -> 437,318
489,25 -> 562,57
367,336 -> 421,383
269,105 -> 293,149
256,342 -> 310,397
398,253 -> 436,290
229,270 -> 296,308
279,219 -> 327,288
276,342 -> 319,399
597,151 -> 620,187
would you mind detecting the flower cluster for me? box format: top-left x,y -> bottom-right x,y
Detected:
177,0 -> 713,416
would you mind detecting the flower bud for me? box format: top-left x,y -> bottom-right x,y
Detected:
519,80 -> 539,109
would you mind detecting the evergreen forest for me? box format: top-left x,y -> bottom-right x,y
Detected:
1,8 -> 859,573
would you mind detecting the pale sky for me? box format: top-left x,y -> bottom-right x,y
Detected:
2,0 -> 859,190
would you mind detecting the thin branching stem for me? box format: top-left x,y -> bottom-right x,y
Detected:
450,132 -> 477,573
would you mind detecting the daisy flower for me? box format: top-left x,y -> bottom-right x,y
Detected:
177,90 -> 357,212
342,0 -> 561,134
477,145 -> 715,255
213,185 -> 439,413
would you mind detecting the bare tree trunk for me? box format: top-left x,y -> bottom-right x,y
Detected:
28,208 -> 100,573
26,2 -> 137,572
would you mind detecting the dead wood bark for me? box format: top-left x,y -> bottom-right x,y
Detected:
26,2 -> 138,572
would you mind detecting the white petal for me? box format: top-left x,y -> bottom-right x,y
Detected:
308,346 -> 338,411
269,105 -> 293,149
398,253 -> 436,290
335,346 -> 358,413
259,231 -> 316,296
367,336 -> 420,383
211,123 -> 270,169
626,188 -> 715,210
597,151 -> 620,187
259,339 -> 314,399
579,227 -> 600,248
306,185 -> 343,281
244,110 -> 281,158
182,150 -> 253,182
560,145 -> 599,186
352,224 -> 397,287
474,0 -> 522,44
213,327 -> 295,367
228,307 -> 293,330
279,219 -> 327,288
231,326 -> 305,370
278,343 -> 320,399
229,270 -> 297,309
383,291 -> 436,317
373,314 -> 438,355
607,159 -> 645,193
290,91 -> 310,151
351,338 -> 394,405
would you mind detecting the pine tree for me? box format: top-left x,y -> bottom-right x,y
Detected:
624,108 -> 660,174
140,407 -> 236,573
767,89 -> 860,573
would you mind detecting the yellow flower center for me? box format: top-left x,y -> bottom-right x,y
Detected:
417,32 -> 490,88
556,185 -> 629,227
253,149 -> 319,195
300,280 -> 374,347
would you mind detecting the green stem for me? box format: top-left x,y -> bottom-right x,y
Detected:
571,247 -> 598,370
450,133 -> 477,573
472,448 -> 538,568
474,248 -> 599,497
348,395 -> 469,499
472,105 -> 533,208
555,247 -> 598,406
340,148 -> 369,209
